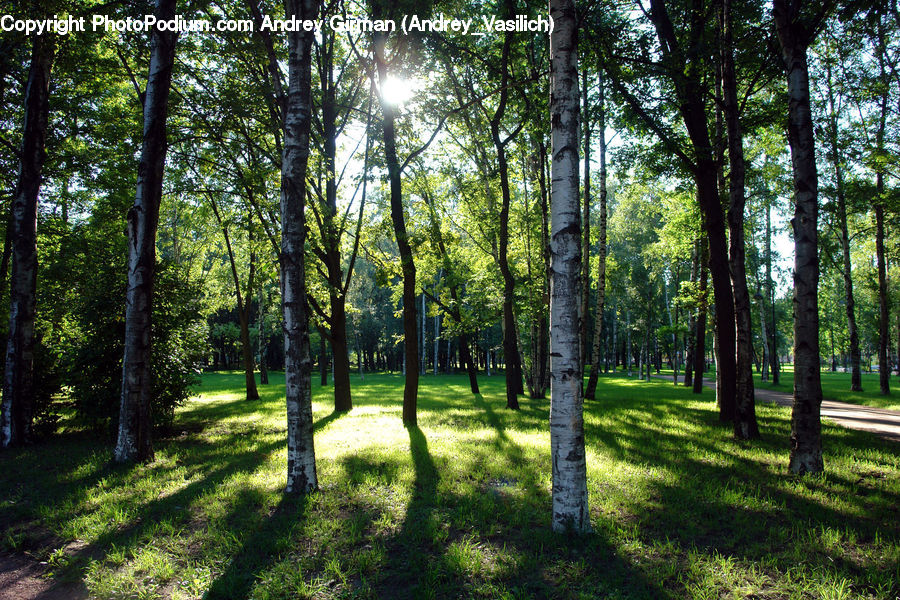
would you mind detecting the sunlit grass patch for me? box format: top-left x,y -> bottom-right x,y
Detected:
0,370 -> 897,599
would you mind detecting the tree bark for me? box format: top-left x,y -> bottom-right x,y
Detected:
209,200 -> 259,401
114,0 -> 177,463
374,33 -> 418,425
824,58 -> 862,391
316,30 -> 353,412
549,0 -> 590,533
875,198 -> 890,395
648,0 -> 737,419
584,71 -> 608,401
693,238 -> 709,394
766,200 -> 780,385
259,286 -> 269,385
491,0 -> 523,409
281,0 -> 319,493
684,239 -> 699,388
774,0 -> 825,475
719,0 -> 759,439
580,63 -> 591,383
874,24 -> 890,396
2,35 -> 53,449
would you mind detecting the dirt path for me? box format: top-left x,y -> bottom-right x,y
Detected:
0,553 -> 86,600
653,374 -> 900,443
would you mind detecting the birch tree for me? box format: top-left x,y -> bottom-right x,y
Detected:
114,0 -> 178,463
773,0 -> 831,475
549,0 -> 590,533
282,0 -> 320,493
2,34 -> 53,448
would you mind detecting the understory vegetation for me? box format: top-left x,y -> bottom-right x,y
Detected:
2,372 -> 897,599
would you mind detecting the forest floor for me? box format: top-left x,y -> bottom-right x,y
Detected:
1,371 -> 898,599
652,372 -> 900,442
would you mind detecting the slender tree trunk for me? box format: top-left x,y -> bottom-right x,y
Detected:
774,0 -> 824,474
330,299 -> 352,410
375,33 -> 418,424
824,60 -> 862,391
580,63 -> 591,382
693,238 -> 709,394
531,139 -> 551,399
719,0 -> 758,439
318,326 -> 328,385
550,0 -> 589,533
281,0 -> 319,493
684,239 -> 699,388
210,202 -> 259,401
2,35 -> 53,449
259,286 -> 269,385
875,199 -> 890,395
766,201 -> 780,385
758,286 -> 769,382
874,30 -> 890,395
584,72 -> 608,401
314,25 -> 353,412
492,1 -> 523,408
114,0 -> 177,463
648,0 -> 737,420
0,210 -> 11,305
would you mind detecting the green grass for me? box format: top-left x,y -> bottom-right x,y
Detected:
755,365 -> 900,411
1,371 -> 898,599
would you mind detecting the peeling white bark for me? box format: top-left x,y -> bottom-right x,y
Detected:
549,0 -> 589,534
114,0 -> 177,464
282,0 -> 319,493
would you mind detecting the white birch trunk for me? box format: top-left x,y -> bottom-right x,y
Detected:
2,35 -> 53,448
114,0 -> 177,463
282,0 -> 319,493
549,0 -> 589,533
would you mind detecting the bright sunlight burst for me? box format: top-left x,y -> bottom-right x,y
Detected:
379,76 -> 416,106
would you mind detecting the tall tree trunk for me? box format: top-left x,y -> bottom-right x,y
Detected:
330,299 -> 353,410
875,199 -> 890,395
423,193 -> 478,393
693,238 -> 709,394
774,0 -> 824,475
874,25 -> 890,396
2,35 -> 53,449
719,0 -> 759,439
492,0 -> 523,408
766,199 -> 780,385
318,325 -> 328,385
684,239 -> 699,388
549,0 -> 589,533
824,58 -> 862,391
210,201 -> 259,401
114,0 -> 177,463
648,0 -> 737,420
757,285 -> 769,382
580,62 -> 591,382
281,0 -> 319,493
374,33 -> 418,425
259,286 -> 269,385
531,139 -> 551,399
585,72 -> 608,401
319,39 -> 353,412
0,209 -> 12,306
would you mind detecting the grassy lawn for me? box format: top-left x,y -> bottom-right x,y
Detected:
754,366 -> 900,412
1,372 -> 898,599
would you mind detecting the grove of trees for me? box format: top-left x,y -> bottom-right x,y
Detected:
2,0 -> 899,524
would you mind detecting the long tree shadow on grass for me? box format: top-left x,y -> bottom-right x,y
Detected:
0,400 -> 351,597
367,423 -> 668,599
203,493 -> 312,599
